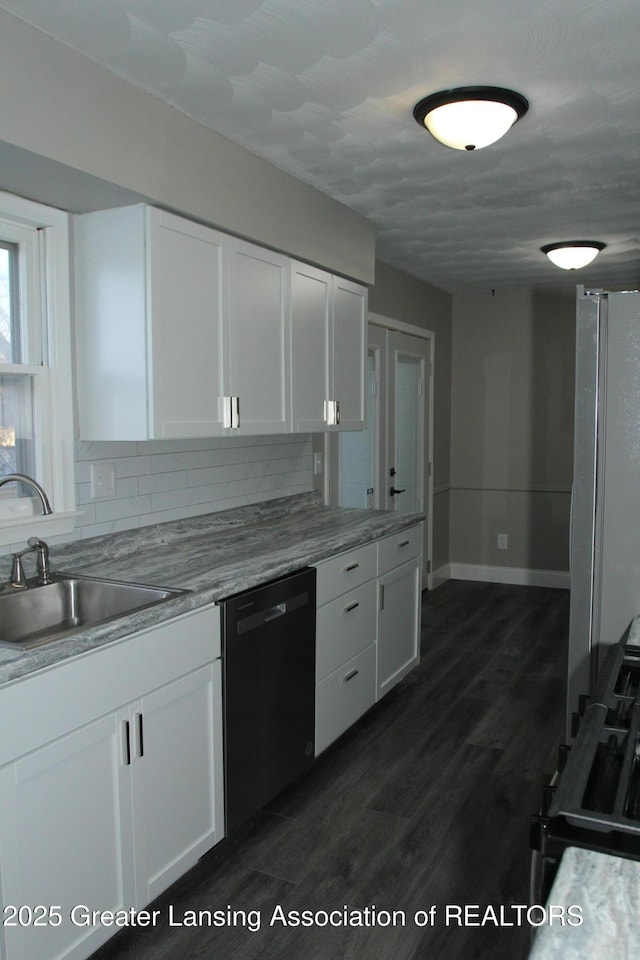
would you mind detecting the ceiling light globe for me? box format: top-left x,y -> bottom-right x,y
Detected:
424,99 -> 519,151
541,242 -> 606,270
413,86 -> 529,151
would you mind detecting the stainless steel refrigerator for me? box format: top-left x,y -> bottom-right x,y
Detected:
568,286 -> 640,735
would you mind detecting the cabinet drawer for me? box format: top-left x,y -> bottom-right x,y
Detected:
316,579 -> 377,681
315,643 -> 376,756
314,542 -> 377,604
377,523 -> 423,576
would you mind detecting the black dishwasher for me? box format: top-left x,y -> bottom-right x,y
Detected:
220,567 -> 316,835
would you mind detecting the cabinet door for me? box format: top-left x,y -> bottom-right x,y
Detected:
377,556 -> 421,699
290,261 -> 331,431
147,209 -> 225,438
75,204 -> 149,440
0,713 -> 135,960
331,277 -> 367,431
131,662 -> 223,906
224,238 -> 290,434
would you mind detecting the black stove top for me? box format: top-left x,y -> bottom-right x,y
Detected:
531,633 -> 640,900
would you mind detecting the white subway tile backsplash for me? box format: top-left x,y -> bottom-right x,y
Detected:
71,435 -> 314,540
138,471 -> 189,495
115,456 -> 152,478
95,495 -> 153,524
151,451 -> 200,473
76,441 -> 138,461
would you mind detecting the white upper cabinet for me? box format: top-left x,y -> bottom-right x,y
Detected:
75,205 -> 365,439
223,238 -> 290,434
290,262 -> 367,432
331,276 -> 367,430
290,261 -> 332,432
148,211 -> 225,438
75,205 -> 225,440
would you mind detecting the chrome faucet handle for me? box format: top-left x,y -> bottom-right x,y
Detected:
9,553 -> 27,589
27,537 -> 52,585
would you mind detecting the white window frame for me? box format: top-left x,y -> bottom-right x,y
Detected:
0,190 -> 77,547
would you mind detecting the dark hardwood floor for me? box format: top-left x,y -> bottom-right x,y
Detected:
91,580 -> 569,960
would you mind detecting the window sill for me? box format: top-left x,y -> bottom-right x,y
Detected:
0,511 -> 82,548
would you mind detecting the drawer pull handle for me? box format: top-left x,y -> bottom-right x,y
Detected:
344,562 -> 359,572
345,602 -> 360,613
398,539 -> 410,547
136,712 -> 144,759
344,669 -> 359,682
123,720 -> 131,766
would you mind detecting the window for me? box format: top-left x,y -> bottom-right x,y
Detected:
0,229 -> 40,484
0,191 -> 76,547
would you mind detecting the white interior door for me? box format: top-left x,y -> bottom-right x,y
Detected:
334,322 -> 432,587
386,332 -> 429,516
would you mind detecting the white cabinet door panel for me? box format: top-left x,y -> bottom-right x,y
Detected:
377,556 -> 421,699
147,209 -> 225,438
290,261 -> 331,431
225,239 -> 290,434
0,712 -> 134,960
331,277 -> 366,430
132,662 -> 223,906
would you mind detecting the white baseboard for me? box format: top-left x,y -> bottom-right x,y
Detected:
432,564 -> 452,589
445,563 -> 570,590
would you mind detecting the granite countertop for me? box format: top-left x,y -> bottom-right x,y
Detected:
528,847 -> 640,959
626,614 -> 640,646
0,493 -> 423,686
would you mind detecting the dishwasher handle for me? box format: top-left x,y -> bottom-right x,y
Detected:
236,591 -> 310,635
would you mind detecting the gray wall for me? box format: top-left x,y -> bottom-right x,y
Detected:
450,289 -> 575,575
369,260 -> 452,575
0,9 -> 374,284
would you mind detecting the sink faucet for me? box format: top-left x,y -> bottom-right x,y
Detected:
0,473 -> 53,515
7,538 -> 53,589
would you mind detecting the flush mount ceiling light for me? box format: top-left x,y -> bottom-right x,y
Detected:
412,85 -> 529,151
541,241 -> 607,270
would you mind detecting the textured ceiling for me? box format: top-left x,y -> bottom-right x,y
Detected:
2,0 -> 639,294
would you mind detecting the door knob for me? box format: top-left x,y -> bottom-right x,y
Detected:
390,486 -> 406,496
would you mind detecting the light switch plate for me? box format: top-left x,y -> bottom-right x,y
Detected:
90,462 -> 116,499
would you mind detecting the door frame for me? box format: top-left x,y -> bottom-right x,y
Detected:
324,311 -> 434,590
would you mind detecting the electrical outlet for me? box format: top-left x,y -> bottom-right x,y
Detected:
90,462 -> 116,499
497,533 -> 508,550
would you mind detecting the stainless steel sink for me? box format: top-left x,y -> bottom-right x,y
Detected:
0,574 -> 186,650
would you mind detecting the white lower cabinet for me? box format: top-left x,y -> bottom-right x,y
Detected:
313,524 -> 422,755
0,711 -> 135,960
0,607 -> 224,960
314,543 -> 378,755
376,525 -> 422,699
130,662 -> 222,906
377,555 -> 422,699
